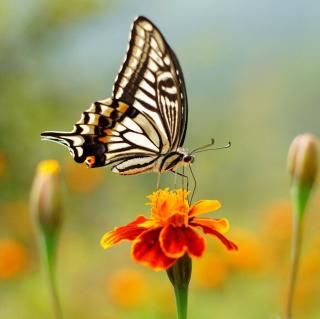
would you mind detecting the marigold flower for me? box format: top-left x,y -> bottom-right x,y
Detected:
0,239 -> 27,279
101,189 -> 237,271
107,268 -> 147,308
194,251 -> 229,288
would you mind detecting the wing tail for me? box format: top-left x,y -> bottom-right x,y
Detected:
41,130 -> 88,163
41,131 -> 73,147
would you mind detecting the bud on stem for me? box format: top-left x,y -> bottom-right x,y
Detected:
30,160 -> 64,319
30,160 -> 64,237
288,133 -> 318,189
286,134 -> 318,319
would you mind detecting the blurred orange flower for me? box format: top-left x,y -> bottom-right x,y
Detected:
261,201 -> 292,270
262,201 -> 292,243
226,228 -> 264,273
151,282 -> 176,315
64,159 -> 103,193
0,201 -> 34,240
291,248 -> 320,313
0,239 -> 27,279
194,250 -> 229,288
107,268 -> 147,308
101,189 -> 237,271
278,248 -> 320,315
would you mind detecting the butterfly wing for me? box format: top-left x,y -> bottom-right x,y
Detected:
112,16 -> 188,152
41,16 -> 188,175
41,98 -> 162,174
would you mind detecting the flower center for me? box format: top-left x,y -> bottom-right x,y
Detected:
148,189 -> 189,225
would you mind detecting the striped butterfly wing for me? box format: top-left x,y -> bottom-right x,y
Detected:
41,16 -> 188,175
41,98 -> 162,174
112,16 -> 188,153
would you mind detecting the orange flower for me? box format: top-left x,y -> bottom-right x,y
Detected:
64,159 -> 103,193
0,239 -> 27,279
101,189 -> 237,271
107,268 -> 147,308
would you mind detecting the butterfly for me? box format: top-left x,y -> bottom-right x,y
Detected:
41,16 -> 195,176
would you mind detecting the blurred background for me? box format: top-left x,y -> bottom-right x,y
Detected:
1,0 -> 320,318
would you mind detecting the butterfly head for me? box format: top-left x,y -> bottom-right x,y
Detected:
183,153 -> 195,164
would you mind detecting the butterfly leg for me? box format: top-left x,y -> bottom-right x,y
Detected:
171,167 -> 192,204
173,170 -> 178,188
182,166 -> 189,193
189,165 -> 197,204
156,172 -> 161,190
171,169 -> 189,202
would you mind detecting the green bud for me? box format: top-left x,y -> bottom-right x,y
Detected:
286,135 -> 318,318
166,254 -> 192,289
30,160 -> 64,318
288,133 -> 318,188
30,160 -> 64,237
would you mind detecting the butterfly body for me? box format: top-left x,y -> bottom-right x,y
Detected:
41,16 -> 191,176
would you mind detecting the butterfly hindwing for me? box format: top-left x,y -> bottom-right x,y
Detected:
41,98 -> 161,169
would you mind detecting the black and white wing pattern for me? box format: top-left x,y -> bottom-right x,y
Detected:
113,16 -> 188,152
41,16 -> 188,175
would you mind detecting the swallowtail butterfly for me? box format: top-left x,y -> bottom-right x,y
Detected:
41,16 -> 194,175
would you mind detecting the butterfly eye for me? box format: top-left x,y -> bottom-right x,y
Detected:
183,155 -> 194,163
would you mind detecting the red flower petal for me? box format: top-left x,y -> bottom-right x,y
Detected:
160,224 -> 206,258
132,228 -> 176,271
101,215 -> 149,249
191,219 -> 238,251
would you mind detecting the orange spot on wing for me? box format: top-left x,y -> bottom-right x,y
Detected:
99,136 -> 109,143
99,129 -> 114,142
104,129 -> 113,135
118,102 -> 129,113
85,156 -> 96,168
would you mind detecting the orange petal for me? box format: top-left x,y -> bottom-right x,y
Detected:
189,200 -> 221,217
191,217 -> 229,234
101,216 -> 149,249
191,219 -> 238,251
132,228 -> 176,271
160,225 -> 206,258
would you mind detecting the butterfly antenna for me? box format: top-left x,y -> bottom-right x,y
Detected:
191,138 -> 215,154
193,141 -> 231,154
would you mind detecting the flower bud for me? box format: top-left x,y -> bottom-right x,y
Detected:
167,254 -> 192,289
30,160 -> 64,236
288,134 -> 318,187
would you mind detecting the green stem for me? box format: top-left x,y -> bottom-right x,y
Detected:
174,286 -> 188,319
42,234 -> 63,319
286,212 -> 303,319
285,184 -> 310,319
166,254 -> 191,319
